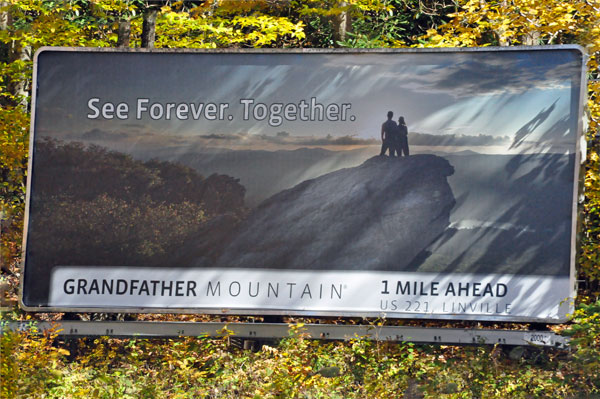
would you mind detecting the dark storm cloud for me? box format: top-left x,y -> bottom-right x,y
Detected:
420,53 -> 580,97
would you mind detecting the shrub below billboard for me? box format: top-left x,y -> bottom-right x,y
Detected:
22,47 -> 585,321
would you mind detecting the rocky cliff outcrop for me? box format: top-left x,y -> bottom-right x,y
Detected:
212,154 -> 455,271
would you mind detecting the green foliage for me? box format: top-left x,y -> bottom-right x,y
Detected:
286,0 -> 453,48
2,323 -> 600,398
0,323 -> 69,399
0,106 -> 28,270
337,31 -> 390,48
563,300 -> 600,387
580,77 -> 600,288
580,145 -> 600,286
338,0 -> 456,47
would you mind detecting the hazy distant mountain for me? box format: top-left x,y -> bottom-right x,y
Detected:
409,132 -> 510,147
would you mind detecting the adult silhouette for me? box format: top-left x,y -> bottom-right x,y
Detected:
396,116 -> 409,157
379,111 -> 398,157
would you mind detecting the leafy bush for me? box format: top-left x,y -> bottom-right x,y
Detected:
2,322 -> 600,398
563,300 -> 600,389
0,323 -> 69,399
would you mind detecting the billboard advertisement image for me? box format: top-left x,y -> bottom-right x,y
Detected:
21,47 -> 585,322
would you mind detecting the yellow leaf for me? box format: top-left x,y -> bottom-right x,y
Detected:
57,348 -> 70,356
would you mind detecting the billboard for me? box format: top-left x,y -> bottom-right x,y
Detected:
21,47 -> 586,322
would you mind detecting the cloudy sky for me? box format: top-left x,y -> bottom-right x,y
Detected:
34,48 -> 583,153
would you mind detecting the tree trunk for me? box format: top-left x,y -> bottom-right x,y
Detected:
0,1 -> 11,65
524,30 -> 540,45
0,2 -> 9,31
332,1 -> 351,45
10,45 -> 31,109
117,20 -> 131,47
141,7 -> 158,48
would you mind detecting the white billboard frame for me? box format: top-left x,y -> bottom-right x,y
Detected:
20,46 -> 587,323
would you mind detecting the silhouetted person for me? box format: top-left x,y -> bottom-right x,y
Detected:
379,111 -> 398,157
396,116 -> 409,157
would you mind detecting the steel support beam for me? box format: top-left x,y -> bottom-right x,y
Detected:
1,321 -> 569,348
